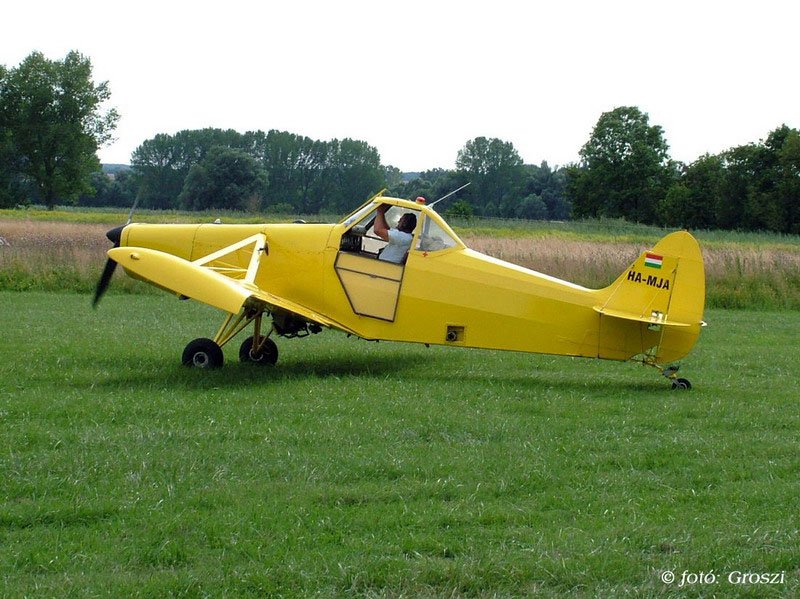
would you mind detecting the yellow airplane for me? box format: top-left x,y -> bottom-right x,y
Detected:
93,191 -> 706,389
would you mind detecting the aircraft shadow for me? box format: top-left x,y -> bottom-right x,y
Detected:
416,371 -> 667,395
82,352 -> 432,391
82,354 -> 666,396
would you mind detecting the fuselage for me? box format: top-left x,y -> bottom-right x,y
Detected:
119,198 -> 702,364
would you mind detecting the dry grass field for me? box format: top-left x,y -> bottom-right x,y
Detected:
0,220 -> 134,294
463,234 -> 800,308
2,218 -> 799,308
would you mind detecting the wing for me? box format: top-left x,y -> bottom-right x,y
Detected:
108,243 -> 357,335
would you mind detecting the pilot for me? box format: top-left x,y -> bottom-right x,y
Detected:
374,204 -> 417,264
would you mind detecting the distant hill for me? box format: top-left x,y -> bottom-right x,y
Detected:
102,164 -> 132,175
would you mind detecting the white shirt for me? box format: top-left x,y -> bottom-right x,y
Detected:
379,229 -> 413,263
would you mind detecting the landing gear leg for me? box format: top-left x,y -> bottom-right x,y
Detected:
658,363 -> 692,390
239,314 -> 278,365
641,357 -> 692,390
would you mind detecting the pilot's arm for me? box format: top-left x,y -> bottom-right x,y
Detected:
374,204 -> 390,241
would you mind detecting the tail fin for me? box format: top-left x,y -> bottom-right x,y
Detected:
594,231 -> 705,362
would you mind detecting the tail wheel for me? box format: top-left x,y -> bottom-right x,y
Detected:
239,336 -> 278,365
671,378 -> 692,391
182,338 -> 224,369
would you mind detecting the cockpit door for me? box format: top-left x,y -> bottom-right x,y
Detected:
334,254 -> 404,321
334,203 -> 419,321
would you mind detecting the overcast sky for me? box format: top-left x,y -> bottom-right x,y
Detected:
3,0 -> 798,171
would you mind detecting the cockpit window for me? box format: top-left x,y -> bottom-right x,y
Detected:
416,215 -> 458,252
340,204 -> 420,257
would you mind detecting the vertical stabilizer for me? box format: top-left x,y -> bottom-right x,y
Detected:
594,231 -> 705,362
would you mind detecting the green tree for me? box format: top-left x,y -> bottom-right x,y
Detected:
78,169 -> 138,208
514,194 -> 549,220
0,64 -> 27,207
776,127 -> 800,234
178,146 -> 267,212
0,51 -> 118,209
259,130 -> 328,213
130,133 -> 188,209
456,137 -> 525,216
763,125 -> 800,233
569,106 -> 675,224
131,128 -> 249,209
520,162 -> 570,220
392,168 -> 461,203
322,138 -> 385,213
383,165 -> 404,191
660,154 -> 723,229
714,125 -> 800,232
0,120 -> 29,207
717,143 -> 769,230
444,199 -> 474,220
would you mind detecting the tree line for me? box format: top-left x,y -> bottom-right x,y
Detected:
127,129 -> 385,214
567,106 -> 800,234
79,115 -> 800,233
2,51 -> 798,233
90,129 -> 570,221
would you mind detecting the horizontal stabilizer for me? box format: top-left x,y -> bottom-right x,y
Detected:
593,306 -> 692,327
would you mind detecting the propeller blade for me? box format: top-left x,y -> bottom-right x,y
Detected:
92,257 -> 117,307
92,225 -> 126,308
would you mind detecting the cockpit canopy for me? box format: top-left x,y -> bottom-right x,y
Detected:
338,196 -> 463,259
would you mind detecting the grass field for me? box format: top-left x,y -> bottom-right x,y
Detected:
2,292 -> 798,597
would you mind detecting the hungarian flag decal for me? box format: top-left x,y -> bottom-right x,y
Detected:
644,252 -> 663,269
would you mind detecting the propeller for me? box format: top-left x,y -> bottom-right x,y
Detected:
92,225 -> 125,307
93,196 -> 141,308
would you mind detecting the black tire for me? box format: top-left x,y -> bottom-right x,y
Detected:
239,336 -> 278,365
182,338 -> 224,369
671,377 -> 692,391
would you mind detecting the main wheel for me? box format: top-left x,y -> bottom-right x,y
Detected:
182,338 -> 224,369
671,377 -> 692,390
239,336 -> 278,365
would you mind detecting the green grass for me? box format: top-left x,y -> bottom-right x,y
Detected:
2,292 -> 799,596
0,206 -> 302,226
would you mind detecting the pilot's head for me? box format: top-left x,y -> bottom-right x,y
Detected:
398,213 -> 417,234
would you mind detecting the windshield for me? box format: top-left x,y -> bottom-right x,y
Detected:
416,215 -> 459,252
340,202 -> 377,227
